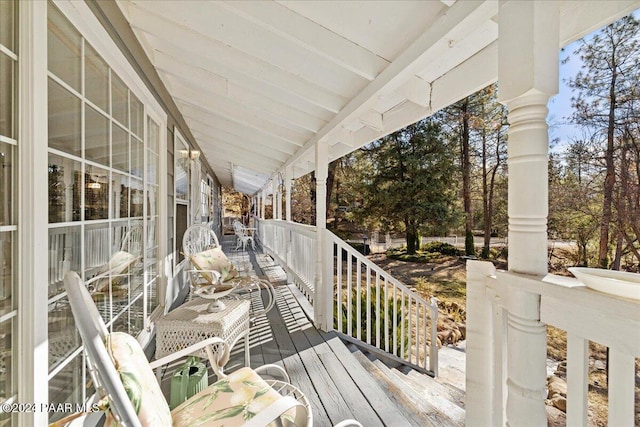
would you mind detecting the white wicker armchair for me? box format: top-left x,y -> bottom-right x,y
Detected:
61,271 -> 315,427
182,223 -> 275,319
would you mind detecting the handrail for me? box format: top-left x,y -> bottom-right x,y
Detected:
327,230 -> 439,375
257,219 -> 439,375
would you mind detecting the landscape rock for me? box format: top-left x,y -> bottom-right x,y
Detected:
550,395 -> 567,412
546,404 -> 567,427
547,376 -> 567,399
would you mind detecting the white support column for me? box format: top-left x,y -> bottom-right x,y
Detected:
260,189 -> 265,219
285,166 -> 292,222
314,142 -> 331,330
498,2 -> 558,426
18,1 -> 49,425
276,177 -> 283,220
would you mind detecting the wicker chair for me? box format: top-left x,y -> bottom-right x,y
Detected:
182,223 -> 275,320
61,271 -> 316,427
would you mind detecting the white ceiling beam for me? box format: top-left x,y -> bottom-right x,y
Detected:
125,4 -> 347,113
397,76 -> 431,108
170,84 -> 310,146
192,135 -> 284,174
178,103 -> 301,155
189,126 -> 289,164
127,1 -> 366,96
154,56 -> 327,134
185,117 -> 295,161
283,0 -> 497,168
220,0 -> 389,81
359,111 -> 384,133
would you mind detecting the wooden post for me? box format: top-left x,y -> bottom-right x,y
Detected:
314,142 -> 331,330
498,1 -> 558,425
285,166 -> 292,222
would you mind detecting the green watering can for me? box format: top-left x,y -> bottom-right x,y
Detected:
169,356 -> 209,409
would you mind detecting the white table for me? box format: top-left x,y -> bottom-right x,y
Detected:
155,298 -> 251,368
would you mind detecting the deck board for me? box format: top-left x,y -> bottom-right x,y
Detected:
160,235 -> 422,426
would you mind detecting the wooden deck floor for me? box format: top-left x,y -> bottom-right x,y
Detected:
158,235 -> 426,426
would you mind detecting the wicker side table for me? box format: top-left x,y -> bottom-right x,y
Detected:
155,298 -> 251,368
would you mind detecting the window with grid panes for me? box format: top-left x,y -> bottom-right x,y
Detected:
0,1 -> 18,425
46,3 -> 161,420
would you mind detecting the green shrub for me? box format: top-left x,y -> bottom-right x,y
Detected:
421,241 -> 464,256
334,286 -> 408,355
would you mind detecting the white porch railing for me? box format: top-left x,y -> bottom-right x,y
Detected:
257,218 -> 439,375
466,260 -> 640,426
257,219 -> 317,301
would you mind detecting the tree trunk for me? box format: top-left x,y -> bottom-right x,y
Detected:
461,98 -> 474,255
325,160 -> 338,226
598,57 -> 617,268
406,217 -> 418,254
310,171 -> 316,226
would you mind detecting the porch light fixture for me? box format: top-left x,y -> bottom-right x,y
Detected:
190,150 -> 200,161
87,182 -> 101,189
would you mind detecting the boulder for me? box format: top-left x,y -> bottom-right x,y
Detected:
546,404 -> 567,427
547,376 -> 567,398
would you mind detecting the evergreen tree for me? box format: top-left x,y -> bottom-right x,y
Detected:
356,119 -> 457,254
566,15 -> 640,268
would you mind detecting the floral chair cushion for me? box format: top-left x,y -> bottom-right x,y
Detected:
91,251 -> 138,294
189,247 -> 239,285
105,332 -> 172,427
172,367 -> 296,426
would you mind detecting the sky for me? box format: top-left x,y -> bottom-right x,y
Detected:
547,8 -> 640,154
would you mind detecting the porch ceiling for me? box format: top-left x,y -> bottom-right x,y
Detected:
115,0 -> 640,195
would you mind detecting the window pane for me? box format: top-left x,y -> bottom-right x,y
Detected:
146,152 -> 158,187
48,353 -> 88,424
48,154 -> 81,223
85,165 -> 109,221
0,0 -> 15,53
111,72 -> 128,128
175,156 -> 189,201
146,185 -> 157,217
0,141 -> 14,225
147,117 -> 159,153
0,53 -> 14,139
131,137 -> 143,178
84,106 -> 109,166
0,232 -> 14,315
84,43 -> 108,112
84,222 -> 110,279
130,178 -> 143,218
48,226 -> 81,297
130,94 -> 143,139
47,4 -> 81,92
48,298 -> 80,370
112,173 -> 129,219
111,123 -> 128,172
0,319 -> 14,401
48,79 -> 81,157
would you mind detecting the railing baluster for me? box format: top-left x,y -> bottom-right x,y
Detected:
384,277 -> 389,353
423,303 -> 427,369
400,290 -> 405,359
608,348 -> 636,426
337,243 -> 342,334
356,260 -> 361,341
566,332 -> 588,427
376,274 -> 380,349
366,266 -> 371,345
393,285 -> 398,356
347,249 -> 352,338
407,295 -> 412,364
